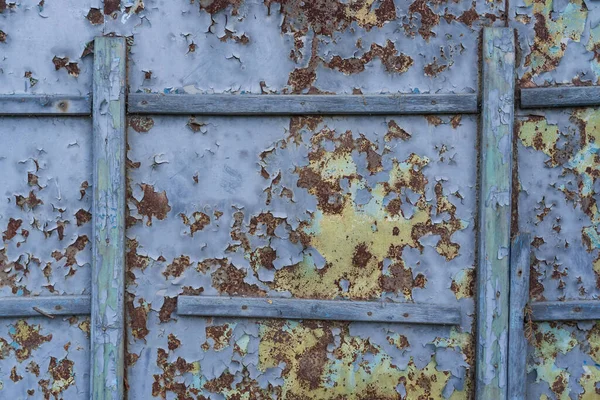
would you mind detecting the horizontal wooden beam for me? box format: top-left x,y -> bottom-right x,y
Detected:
0,295 -> 91,317
0,95 -> 91,116
177,296 -> 461,325
531,301 -> 600,321
128,93 -> 479,115
520,86 -> 600,108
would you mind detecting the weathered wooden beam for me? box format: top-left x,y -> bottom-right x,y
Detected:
531,301 -> 600,321
91,36 -> 126,400
521,86 -> 600,108
0,295 -> 91,317
0,95 -> 91,115
476,27 -> 515,400
177,296 -> 462,325
508,233 -> 531,400
128,93 -> 479,115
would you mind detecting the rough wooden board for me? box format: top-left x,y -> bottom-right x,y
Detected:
91,36 -> 126,400
476,27 -> 515,400
531,301 -> 600,321
177,296 -> 462,325
508,233 -> 531,400
0,95 -> 91,115
0,295 -> 91,317
521,86 -> 600,108
128,93 -> 479,115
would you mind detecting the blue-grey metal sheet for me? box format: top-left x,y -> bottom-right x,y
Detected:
125,114 -> 478,398
0,117 -> 92,398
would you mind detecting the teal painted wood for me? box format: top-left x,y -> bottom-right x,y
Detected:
177,296 -> 462,325
508,233 -> 531,400
476,27 -> 515,400
91,36 -> 126,400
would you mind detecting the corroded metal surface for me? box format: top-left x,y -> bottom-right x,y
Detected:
511,0 -> 600,87
517,108 -> 600,397
0,317 -> 90,398
0,118 -> 92,297
126,114 -> 477,398
0,0 -> 100,95
128,0 -> 504,94
0,117 -> 92,397
1,0 -> 504,95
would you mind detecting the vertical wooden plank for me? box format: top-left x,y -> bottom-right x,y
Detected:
91,36 -> 126,400
476,27 -> 515,400
508,233 -> 531,400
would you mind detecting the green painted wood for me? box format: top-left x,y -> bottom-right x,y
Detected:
476,27 -> 515,400
91,36 -> 126,400
508,233 -> 531,400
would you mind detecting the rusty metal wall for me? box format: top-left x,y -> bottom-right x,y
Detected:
511,0 -> 600,398
517,108 -> 600,398
125,114 -> 478,398
12,0 -> 600,399
0,117 -> 92,397
0,1 -> 499,399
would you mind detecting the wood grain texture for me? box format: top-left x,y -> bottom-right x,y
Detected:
91,36 -> 126,400
476,27 -> 515,400
531,301 -> 600,321
177,296 -> 462,325
0,95 -> 91,115
508,233 -> 531,400
0,295 -> 91,317
128,93 -> 479,115
521,86 -> 600,108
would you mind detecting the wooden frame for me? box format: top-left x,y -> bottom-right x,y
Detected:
90,36 -> 127,400
0,295 -> 91,317
530,301 -> 600,321
521,86 -> 600,108
475,27 -> 515,400
128,93 -> 478,115
177,296 -> 462,325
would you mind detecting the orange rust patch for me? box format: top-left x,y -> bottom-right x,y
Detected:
159,296 -> 178,323
180,211 -> 211,236
212,263 -> 266,296
129,116 -> 155,133
15,191 -> 43,210
127,294 -> 150,340
9,320 -> 52,362
385,120 -> 411,141
75,209 -> 91,226
163,255 -> 192,279
3,218 -> 22,241
135,184 -> 171,226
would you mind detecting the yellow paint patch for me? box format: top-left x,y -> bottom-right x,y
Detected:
258,320 -> 466,399
528,323 -> 577,399
519,118 -> 560,162
520,0 -> 587,82
579,365 -> 600,399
